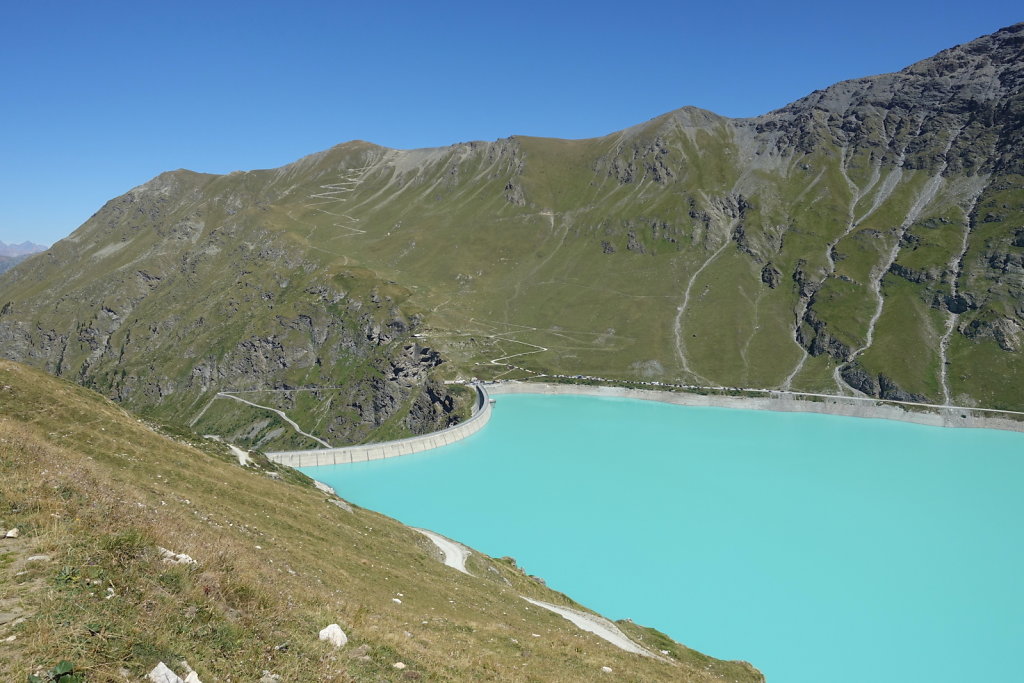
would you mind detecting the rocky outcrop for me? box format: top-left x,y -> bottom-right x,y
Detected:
987,250 -> 1024,274
961,315 -> 1022,351
597,135 -> 675,185
792,260 -> 819,298
840,364 -> 929,402
889,262 -> 937,283
626,230 -> 646,254
504,181 -> 526,206
939,293 -> 977,314
732,224 -> 761,262
798,309 -> 852,361
760,264 -> 782,288
879,374 -> 928,403
405,377 -> 458,434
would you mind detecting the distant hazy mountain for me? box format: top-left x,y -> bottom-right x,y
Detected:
0,254 -> 27,275
0,240 -> 47,257
0,22 -> 1021,445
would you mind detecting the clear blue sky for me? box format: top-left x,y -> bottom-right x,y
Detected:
1,1 -> 1020,246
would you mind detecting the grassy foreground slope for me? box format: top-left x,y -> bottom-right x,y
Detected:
0,360 -> 762,682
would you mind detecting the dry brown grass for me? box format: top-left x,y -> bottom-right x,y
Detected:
0,360 -> 763,682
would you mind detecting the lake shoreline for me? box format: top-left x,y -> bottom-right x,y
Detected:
486,381 -> 1024,433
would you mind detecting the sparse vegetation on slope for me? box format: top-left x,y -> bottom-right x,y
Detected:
0,360 -> 762,682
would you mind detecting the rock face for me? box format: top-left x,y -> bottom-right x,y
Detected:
748,24 -> 1024,175
961,314 -> 1023,351
1,25 -> 1022,411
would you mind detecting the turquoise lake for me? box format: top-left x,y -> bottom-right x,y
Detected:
301,393 -> 1024,682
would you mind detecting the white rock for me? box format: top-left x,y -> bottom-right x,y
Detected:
393,662 -> 407,670
391,598 -> 402,604
183,672 -> 202,683
157,547 -> 196,566
5,528 -> 19,538
259,672 -> 282,683
313,480 -> 336,495
601,666 -> 613,673
329,498 -> 353,512
147,662 -> 185,683
4,635 -> 16,643
25,555 -> 50,562
318,623 -> 348,647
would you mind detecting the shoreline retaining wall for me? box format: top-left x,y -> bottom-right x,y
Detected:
487,382 -> 1024,433
267,384 -> 492,467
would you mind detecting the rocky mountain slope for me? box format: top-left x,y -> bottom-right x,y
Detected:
0,360 -> 763,681
0,174 -> 469,449
0,23 -> 1021,438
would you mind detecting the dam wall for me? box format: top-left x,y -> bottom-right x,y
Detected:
266,383 -> 492,467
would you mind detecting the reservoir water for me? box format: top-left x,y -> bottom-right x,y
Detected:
301,393 -> 1024,682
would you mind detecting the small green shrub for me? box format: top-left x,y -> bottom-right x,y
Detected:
100,529 -> 150,565
27,660 -> 83,683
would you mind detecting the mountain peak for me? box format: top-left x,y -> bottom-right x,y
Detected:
900,21 -> 1023,82
0,240 -> 47,257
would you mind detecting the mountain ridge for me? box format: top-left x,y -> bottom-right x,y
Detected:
1,22 -> 1022,445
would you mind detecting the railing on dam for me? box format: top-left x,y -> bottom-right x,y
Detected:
265,383 -> 493,467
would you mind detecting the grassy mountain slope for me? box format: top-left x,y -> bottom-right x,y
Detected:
0,360 -> 763,682
0,24 -> 1021,447
0,168 -> 470,449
